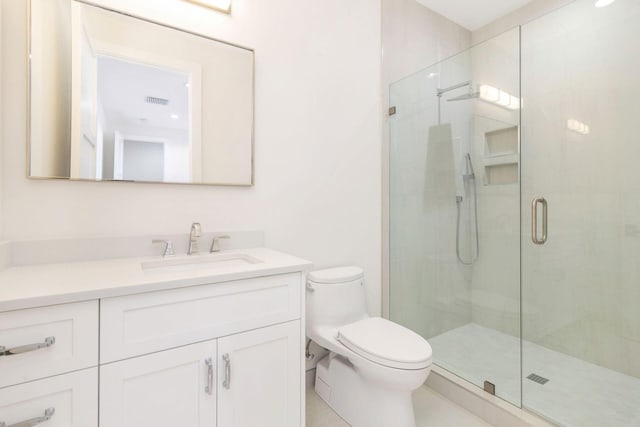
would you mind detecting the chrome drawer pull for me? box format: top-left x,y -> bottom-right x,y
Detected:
223,353 -> 231,389
0,337 -> 55,357
205,358 -> 214,395
1,407 -> 55,427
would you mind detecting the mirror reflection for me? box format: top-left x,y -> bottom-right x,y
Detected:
29,0 -> 254,185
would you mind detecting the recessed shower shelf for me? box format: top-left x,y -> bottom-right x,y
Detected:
483,154 -> 518,167
483,163 -> 518,186
483,125 -> 519,185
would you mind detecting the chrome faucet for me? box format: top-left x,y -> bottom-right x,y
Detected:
188,222 -> 201,255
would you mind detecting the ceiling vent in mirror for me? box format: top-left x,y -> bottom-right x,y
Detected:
145,96 -> 169,106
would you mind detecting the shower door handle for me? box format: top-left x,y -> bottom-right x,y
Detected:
531,197 -> 548,245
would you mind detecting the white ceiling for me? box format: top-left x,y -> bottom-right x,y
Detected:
97,56 -> 189,137
415,0 -> 535,31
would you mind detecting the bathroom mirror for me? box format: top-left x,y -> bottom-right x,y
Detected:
29,0 -> 254,185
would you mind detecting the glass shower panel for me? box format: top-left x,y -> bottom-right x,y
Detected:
389,28 -> 521,405
521,0 -> 640,424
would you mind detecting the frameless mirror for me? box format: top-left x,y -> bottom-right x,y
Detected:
29,0 -> 254,185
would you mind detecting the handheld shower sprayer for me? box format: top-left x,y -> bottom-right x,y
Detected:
456,153 -> 479,265
462,153 -> 475,182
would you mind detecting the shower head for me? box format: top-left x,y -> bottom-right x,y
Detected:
447,92 -> 480,102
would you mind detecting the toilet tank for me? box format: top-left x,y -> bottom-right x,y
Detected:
306,266 -> 368,335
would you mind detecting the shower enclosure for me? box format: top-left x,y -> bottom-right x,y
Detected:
388,0 -> 640,425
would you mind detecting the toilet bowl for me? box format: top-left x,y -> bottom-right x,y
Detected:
306,266 -> 432,427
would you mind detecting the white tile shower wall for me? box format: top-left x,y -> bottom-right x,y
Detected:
382,0 -> 471,319
1,0 -> 382,313
468,29 -> 521,338
472,0 -> 576,45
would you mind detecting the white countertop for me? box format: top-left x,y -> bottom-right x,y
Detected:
0,248 -> 312,312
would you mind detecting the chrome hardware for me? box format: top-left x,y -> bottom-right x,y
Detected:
388,106 -> 397,116
205,358 -> 214,395
305,338 -> 315,361
1,407 -> 55,427
223,353 -> 231,389
0,337 -> 55,357
152,239 -> 175,257
531,197 -> 548,245
209,235 -> 230,253
188,222 -> 202,255
305,282 -> 315,293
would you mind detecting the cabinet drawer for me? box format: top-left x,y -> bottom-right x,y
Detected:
101,273 -> 301,362
0,368 -> 98,427
0,301 -> 99,388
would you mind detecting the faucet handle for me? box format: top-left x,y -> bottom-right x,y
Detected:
152,239 -> 175,257
210,235 -> 230,253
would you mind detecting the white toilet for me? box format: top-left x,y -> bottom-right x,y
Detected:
306,266 -> 432,427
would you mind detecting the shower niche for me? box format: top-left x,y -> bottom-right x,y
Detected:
482,126 -> 518,186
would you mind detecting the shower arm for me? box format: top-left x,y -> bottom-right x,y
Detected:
437,80 -> 472,97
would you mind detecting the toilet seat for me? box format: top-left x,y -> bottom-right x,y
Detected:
337,317 -> 432,370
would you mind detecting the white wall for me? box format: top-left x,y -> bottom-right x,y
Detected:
1,0 -> 383,313
382,0 -> 471,318
472,0 -> 574,44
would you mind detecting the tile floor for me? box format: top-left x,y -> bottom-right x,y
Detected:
429,323 -> 640,427
306,382 -> 491,427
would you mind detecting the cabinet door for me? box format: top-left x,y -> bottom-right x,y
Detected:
100,340 -> 216,427
217,320 -> 301,427
0,368 -> 98,427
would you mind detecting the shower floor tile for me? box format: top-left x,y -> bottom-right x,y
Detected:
429,323 -> 640,426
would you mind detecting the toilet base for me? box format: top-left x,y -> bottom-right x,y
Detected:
315,354 -> 419,427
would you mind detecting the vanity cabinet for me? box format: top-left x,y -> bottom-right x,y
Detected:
0,268 -> 306,427
100,320 -> 301,427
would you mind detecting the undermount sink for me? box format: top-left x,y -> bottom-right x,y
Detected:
141,252 -> 263,274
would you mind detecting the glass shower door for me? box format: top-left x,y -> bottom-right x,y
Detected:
521,0 -> 640,424
389,28 -> 521,406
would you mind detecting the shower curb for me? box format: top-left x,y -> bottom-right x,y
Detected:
426,366 -> 556,427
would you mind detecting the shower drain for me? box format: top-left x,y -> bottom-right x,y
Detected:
527,373 -> 550,385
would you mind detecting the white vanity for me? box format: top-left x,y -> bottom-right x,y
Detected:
0,247 -> 311,427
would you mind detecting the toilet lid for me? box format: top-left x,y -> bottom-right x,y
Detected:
337,317 -> 432,370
